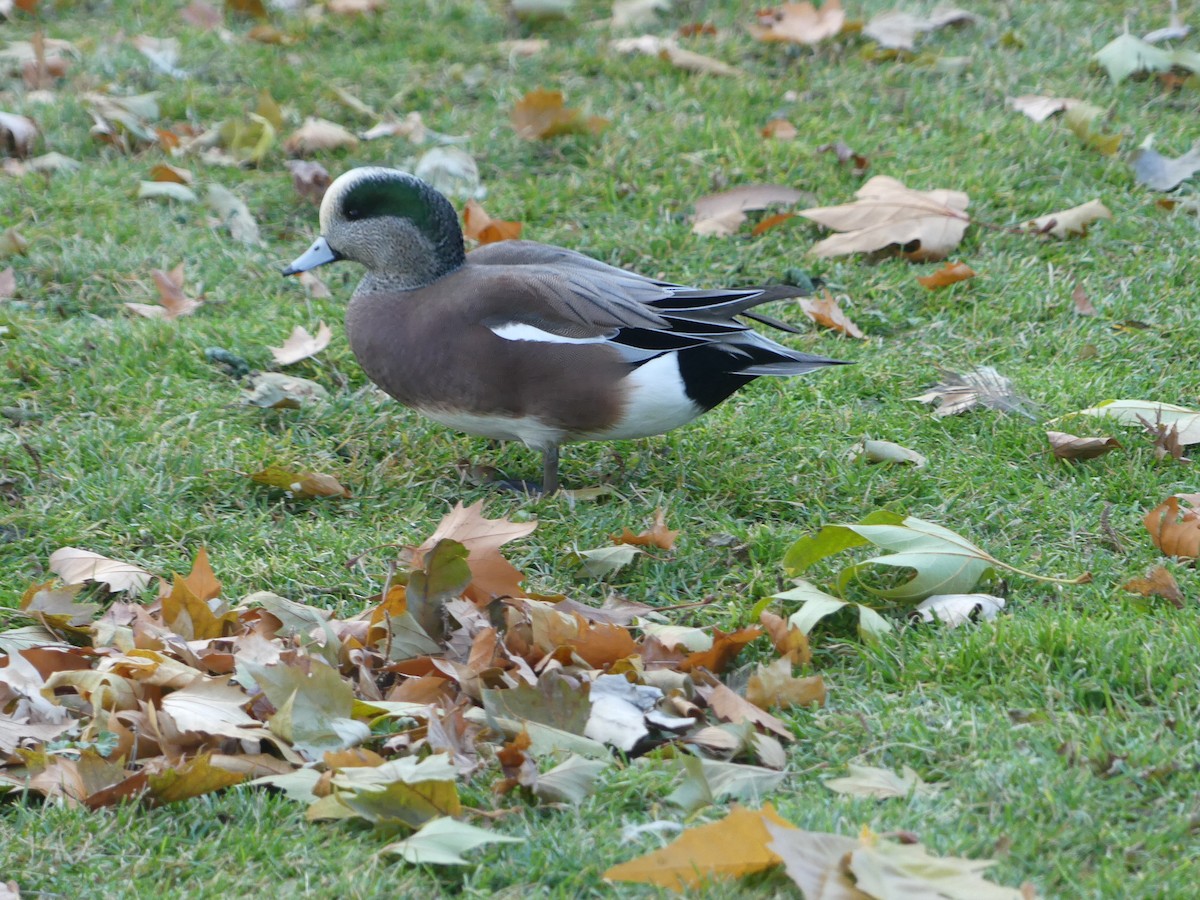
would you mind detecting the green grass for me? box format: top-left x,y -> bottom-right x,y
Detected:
3,0 -> 1200,896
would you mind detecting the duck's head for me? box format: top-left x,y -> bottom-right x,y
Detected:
283,167 -> 465,289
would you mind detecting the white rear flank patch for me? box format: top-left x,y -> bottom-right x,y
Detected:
489,322 -> 611,345
588,353 -> 702,441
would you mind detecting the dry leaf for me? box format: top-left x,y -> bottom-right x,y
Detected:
798,175 -> 970,261
1132,141 -> 1200,192
298,271 -> 331,299
609,507 -> 679,550
206,184 -> 262,246
610,35 -> 739,76
270,323 -> 333,366
511,90 -> 608,141
226,0 -> 268,18
496,38 -> 548,57
612,0 -> 669,29
0,111 -> 38,158
287,160 -> 332,205
463,200 -> 523,245
745,657 -> 825,709
284,117 -> 360,156
799,290 -> 864,339
1047,431 -> 1120,460
1006,95 -> 1089,123
1144,494 -> 1200,560
761,118 -> 797,140
749,212 -> 795,235
909,366 -> 1032,418
823,763 -> 934,798
749,1 -> 845,45
242,372 -> 328,408
692,184 -> 805,237
412,501 -> 537,602
1064,105 -> 1121,156
124,264 -> 202,320
131,35 -> 187,78
848,439 -> 927,467
917,260 -> 976,289
48,548 -> 152,593
150,163 -> 193,184
1122,566 -> 1185,608
328,0 -> 385,13
817,139 -> 870,174
249,466 -> 351,500
914,593 -> 1006,627
863,7 -> 976,51
1072,282 -> 1096,316
1024,200 -> 1112,238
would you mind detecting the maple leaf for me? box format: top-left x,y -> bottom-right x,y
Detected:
745,657 -> 825,709
909,366 -> 1033,418
1025,200 -> 1112,238
462,199 -> 523,245
1046,431 -> 1121,460
270,322 -> 332,366
511,90 -> 609,140
798,290 -> 865,338
146,753 -> 248,804
798,176 -> 970,261
749,1 -> 845,45
691,184 -> 806,237
125,263 -> 202,319
823,763 -> 936,799
412,501 -> 536,602
609,507 -> 679,550
1144,494 -> 1200,560
48,547 -> 152,593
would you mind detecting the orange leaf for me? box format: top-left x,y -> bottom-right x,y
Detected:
1122,565 -> 1185,608
679,626 -> 762,674
567,622 -> 640,668
761,118 -> 798,140
604,804 -> 796,890
916,260 -> 977,289
1144,494 -> 1200,560
799,290 -> 865,339
510,90 -> 609,141
413,501 -> 537,602
750,1 -> 846,45
750,212 -> 796,236
610,507 -> 679,550
463,199 -> 523,245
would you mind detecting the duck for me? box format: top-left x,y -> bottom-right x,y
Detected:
283,167 -> 847,494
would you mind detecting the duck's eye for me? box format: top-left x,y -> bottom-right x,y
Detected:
345,207 -> 362,220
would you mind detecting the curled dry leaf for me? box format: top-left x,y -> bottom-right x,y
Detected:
462,199 -> 523,245
1144,494 -> 1200,560
914,593 -> 1005,628
798,175 -> 970,261
1006,95 -> 1089,124
137,181 -> 198,204
1025,200 -> 1112,238
287,159 -> 331,204
1047,431 -> 1121,461
125,264 -> 202,319
848,438 -> 927,467
328,0 -> 385,14
1122,565 -> 1185,608
609,507 -> 679,550
745,658 -> 825,709
610,35 -> 739,76
414,147 -> 483,200
863,7 -> 976,51
270,323 -> 333,366
612,0 -> 669,29
817,139 -> 869,174
242,372 -> 328,408
510,90 -> 608,141
1132,141 -> 1200,192
0,111 -> 39,157
48,547 -> 153,593
249,466 -> 351,500
916,260 -> 976,290
691,184 -> 805,237
909,366 -> 1033,419
360,111 -> 428,143
749,1 -> 845,45
181,0 -> 223,30
799,290 -> 865,339
284,117 -> 360,156
761,118 -> 797,140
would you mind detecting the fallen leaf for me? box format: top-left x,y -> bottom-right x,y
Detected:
462,199 -> 523,245
914,593 -> 1006,627
125,264 -> 202,320
1073,400 -> 1200,445
610,35 -> 739,76
1072,282 -> 1096,316
0,267 -> 15,298
612,0 -> 669,29
412,501 -> 536,601
745,657 -> 825,709
0,111 -> 38,157
131,35 -> 187,79
692,184 -> 805,237
749,1 -> 846,45
270,323 -> 333,366
85,92 -> 160,152
798,290 -> 865,338
1006,95 -> 1089,123
848,439 -> 927,467
328,0 -> 385,14
284,117 -> 359,155
1063,104 -> 1121,156
150,163 -> 193,184
823,763 -> 935,798
511,0 -> 573,16
749,212 -> 795,235
496,38 -> 549,57
1132,140 -> 1200,192
665,755 -> 786,813
181,0 -> 223,30
576,545 -> 642,578
242,372 -> 329,408
48,548 -> 152,593
137,182 -> 199,204
413,147 -> 483,200
1094,33 -> 1173,84
917,260 -> 976,289
909,366 -> 1033,418
604,804 -> 795,890
298,272 -> 331,298
863,7 -> 975,51
1024,200 -> 1112,238
381,816 -> 523,865
287,160 -> 331,204
798,175 -> 970,261
1122,566 -> 1185,608
510,90 -> 608,140
205,184 -> 261,246
610,507 -> 679,550
761,118 -> 797,140
249,466 -> 351,500
226,0 -> 268,18
1144,494 -> 1200,560
1046,431 -> 1121,460
817,140 -> 870,174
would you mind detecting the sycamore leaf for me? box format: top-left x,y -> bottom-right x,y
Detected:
1133,141 -> 1200,192
1024,200 -> 1112,238
248,466 -> 350,500
1046,431 -> 1120,460
692,184 -> 806,237
799,290 -> 865,338
798,176 -> 970,261
914,593 -> 1006,627
583,674 -> 659,751
1144,494 -> 1200,560
1072,400 -> 1200,445
270,322 -> 332,366
764,823 -> 869,899
749,1 -> 846,45
19,582 -> 100,631
610,507 -> 679,550
604,804 -> 795,890
312,755 -> 460,827
48,547 -> 152,593
1063,104 -> 1120,156
823,763 -> 935,798
283,117 -> 359,156
1094,33 -> 1173,84
745,657 -> 825,710
863,7 -> 976,51
909,366 -> 1033,418
242,372 -> 328,408
462,199 -> 523,245
1006,95 -> 1089,123
412,501 -> 536,601
510,90 -> 608,140
1122,566 -> 1184,608
775,579 -> 893,639
380,816 -> 523,865
146,753 -> 247,804
239,657 -> 370,758
532,755 -> 611,804
917,260 -> 976,289
125,264 -> 201,320
665,754 -> 785,813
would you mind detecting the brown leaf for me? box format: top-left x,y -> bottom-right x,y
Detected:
799,176 -> 970,261
1046,431 -> 1121,460
150,163 -> 193,184
567,622 -> 640,668
297,271 -> 331,299
692,184 -> 805,237
761,118 -> 798,140
0,111 -> 39,158
750,212 -> 796,236
679,626 -> 762,674
1144,494 -> 1200,560
759,610 -> 811,665
1071,282 -> 1097,316
147,753 -> 248,804
916,260 -> 976,289
412,501 -> 537,602
270,322 -> 332,366
863,7 -> 976,51
125,264 -> 202,320
749,1 -> 846,45
462,199 -> 523,245
909,366 -> 1032,418
287,159 -> 331,205
817,140 -> 870,174
510,90 -> 609,141
799,290 -> 865,339
283,118 -> 359,156
249,466 -> 351,500
1024,200 -> 1112,238
609,507 -> 679,550
1006,95 -> 1089,123
1122,566 -> 1185,608
745,658 -> 825,709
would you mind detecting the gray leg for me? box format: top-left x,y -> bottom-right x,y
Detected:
541,445 -> 560,495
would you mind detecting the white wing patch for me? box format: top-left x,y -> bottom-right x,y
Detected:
489,322 -> 611,345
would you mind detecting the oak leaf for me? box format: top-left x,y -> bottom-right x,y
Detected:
749,1 -> 845,45
798,175 -> 970,261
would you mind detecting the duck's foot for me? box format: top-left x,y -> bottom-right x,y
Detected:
456,459 -> 552,496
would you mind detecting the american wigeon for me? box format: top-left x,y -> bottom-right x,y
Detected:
284,167 -> 847,493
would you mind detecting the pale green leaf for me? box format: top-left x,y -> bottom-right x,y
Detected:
1094,33 -> 1173,84
381,816 -> 523,865
533,755 -> 611,804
